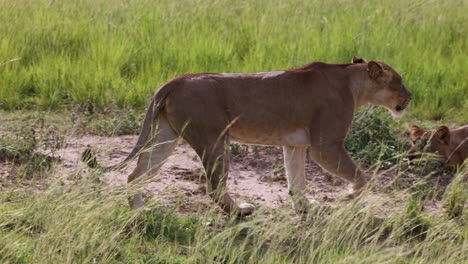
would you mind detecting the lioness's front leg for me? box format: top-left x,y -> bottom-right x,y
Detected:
283,146 -> 314,212
309,142 -> 367,198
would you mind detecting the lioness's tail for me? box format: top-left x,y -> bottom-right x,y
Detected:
82,95 -> 165,172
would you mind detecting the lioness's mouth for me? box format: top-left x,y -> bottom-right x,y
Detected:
391,103 -> 408,118
396,97 -> 412,112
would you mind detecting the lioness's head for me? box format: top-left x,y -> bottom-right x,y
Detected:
354,57 -> 412,117
407,125 -> 458,168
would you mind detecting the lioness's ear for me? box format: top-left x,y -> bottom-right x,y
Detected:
411,125 -> 425,142
435,126 -> 450,145
367,61 -> 384,79
352,56 -> 365,63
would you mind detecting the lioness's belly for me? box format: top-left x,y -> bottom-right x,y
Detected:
229,128 -> 310,146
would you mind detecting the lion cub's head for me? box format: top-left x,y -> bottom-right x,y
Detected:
355,57 -> 412,118
407,125 -> 462,168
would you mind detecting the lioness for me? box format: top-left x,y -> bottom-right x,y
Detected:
408,125 -> 468,168
83,56 -> 412,215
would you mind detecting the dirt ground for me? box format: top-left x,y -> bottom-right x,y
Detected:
1,133 -> 354,208
1,133 -> 454,213
73,135 -> 351,208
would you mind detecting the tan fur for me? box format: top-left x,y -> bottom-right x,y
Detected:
408,125 -> 468,168
84,56 -> 412,215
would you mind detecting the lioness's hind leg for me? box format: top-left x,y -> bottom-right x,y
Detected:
165,102 -> 254,215
188,137 -> 255,216
128,116 -> 178,208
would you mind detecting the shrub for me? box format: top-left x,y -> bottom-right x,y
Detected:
345,106 -> 408,167
0,115 -> 63,179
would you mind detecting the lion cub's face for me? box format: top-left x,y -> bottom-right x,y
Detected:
366,61 -> 412,118
407,125 -> 456,168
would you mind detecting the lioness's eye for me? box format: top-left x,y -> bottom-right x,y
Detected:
414,140 -> 426,149
423,143 -> 431,152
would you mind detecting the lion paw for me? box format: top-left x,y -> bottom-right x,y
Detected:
129,193 -> 144,209
293,199 -> 321,214
342,188 -> 364,201
237,203 -> 256,216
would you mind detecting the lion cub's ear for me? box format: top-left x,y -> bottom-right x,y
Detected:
411,125 -> 425,143
352,56 -> 365,63
367,61 -> 384,80
434,126 -> 450,145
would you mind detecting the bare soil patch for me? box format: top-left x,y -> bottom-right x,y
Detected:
1,133 -> 453,212
1,134 -> 348,207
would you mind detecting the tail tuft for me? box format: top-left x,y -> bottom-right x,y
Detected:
82,147 -> 98,169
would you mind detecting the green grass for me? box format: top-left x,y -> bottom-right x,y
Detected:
0,167 -> 466,263
0,0 -> 467,121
